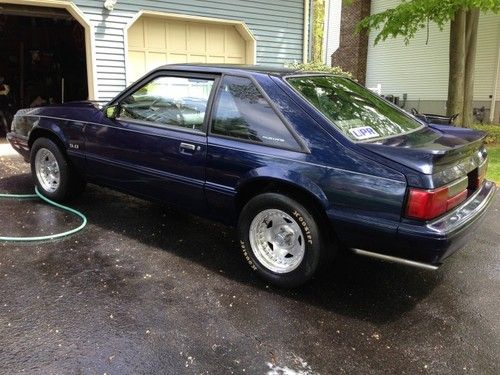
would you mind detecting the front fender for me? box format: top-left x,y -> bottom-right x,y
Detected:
8,114 -> 69,160
25,117 -> 86,174
28,120 -> 68,148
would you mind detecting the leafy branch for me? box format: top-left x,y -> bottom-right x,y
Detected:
356,0 -> 499,45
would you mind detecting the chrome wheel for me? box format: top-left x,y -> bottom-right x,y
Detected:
249,209 -> 305,273
35,148 -> 60,193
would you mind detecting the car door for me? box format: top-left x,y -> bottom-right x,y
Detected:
205,75 -> 306,221
84,72 -> 217,213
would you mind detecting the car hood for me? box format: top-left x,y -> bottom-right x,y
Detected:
360,125 -> 486,175
16,101 -> 103,123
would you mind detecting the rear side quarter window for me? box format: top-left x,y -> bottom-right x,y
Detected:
211,75 -> 301,149
286,75 -> 424,142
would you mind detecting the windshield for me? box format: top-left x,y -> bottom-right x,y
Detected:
287,75 -> 424,142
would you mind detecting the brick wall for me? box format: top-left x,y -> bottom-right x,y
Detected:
331,0 -> 371,84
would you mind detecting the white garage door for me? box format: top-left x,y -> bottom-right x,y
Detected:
127,16 -> 250,83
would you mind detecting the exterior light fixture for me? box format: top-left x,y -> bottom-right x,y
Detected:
103,0 -> 117,11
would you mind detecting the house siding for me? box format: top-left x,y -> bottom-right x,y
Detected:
72,0 -> 305,102
366,0 -> 500,121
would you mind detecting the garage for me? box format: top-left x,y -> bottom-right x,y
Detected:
126,13 -> 256,83
0,3 -> 91,135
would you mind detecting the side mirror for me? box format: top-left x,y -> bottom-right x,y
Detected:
105,105 -> 119,119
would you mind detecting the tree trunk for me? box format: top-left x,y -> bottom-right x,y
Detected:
462,8 -> 480,128
447,8 -> 466,126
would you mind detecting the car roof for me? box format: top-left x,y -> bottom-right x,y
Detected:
155,63 -> 299,76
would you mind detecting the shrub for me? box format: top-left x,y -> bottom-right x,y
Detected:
286,62 -> 353,79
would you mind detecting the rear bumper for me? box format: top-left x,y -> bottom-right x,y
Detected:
6,132 -> 30,162
396,180 -> 496,265
332,180 -> 496,268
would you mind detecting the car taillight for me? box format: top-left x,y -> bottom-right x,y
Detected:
476,160 -> 488,188
405,177 -> 468,220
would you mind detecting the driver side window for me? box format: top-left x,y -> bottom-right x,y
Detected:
119,76 -> 214,132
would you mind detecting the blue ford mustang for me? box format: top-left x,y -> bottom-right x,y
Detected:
7,64 -> 496,287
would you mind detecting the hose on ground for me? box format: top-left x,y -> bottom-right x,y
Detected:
0,187 -> 87,242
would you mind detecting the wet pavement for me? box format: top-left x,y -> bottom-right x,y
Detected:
0,139 -> 499,374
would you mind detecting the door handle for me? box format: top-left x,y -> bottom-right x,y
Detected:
179,142 -> 196,154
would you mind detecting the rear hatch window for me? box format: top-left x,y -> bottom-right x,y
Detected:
287,75 -> 424,142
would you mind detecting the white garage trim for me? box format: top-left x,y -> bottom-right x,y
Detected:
124,10 -> 257,84
0,0 -> 97,100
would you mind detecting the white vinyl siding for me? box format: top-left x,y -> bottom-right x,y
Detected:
366,0 -> 500,102
474,13 -> 500,101
72,0 -> 305,102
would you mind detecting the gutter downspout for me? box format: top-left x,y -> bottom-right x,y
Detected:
303,0 -> 310,63
322,0 -> 330,64
323,0 -> 343,65
489,27 -> 500,123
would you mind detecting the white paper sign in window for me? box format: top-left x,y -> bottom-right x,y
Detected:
349,126 -> 380,140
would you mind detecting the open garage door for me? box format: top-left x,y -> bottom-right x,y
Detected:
0,3 -> 91,135
127,13 -> 255,83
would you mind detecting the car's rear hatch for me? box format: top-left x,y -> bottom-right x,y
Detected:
363,124 -> 486,188
361,124 -> 486,174
360,124 -> 489,220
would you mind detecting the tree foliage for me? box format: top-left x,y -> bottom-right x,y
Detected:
356,0 -> 499,45
356,0 -> 499,127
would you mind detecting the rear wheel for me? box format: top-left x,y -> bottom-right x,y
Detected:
238,193 -> 325,287
30,138 -> 85,201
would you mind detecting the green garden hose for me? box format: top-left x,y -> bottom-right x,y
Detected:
0,187 -> 87,242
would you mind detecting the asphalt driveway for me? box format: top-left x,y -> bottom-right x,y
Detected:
0,139 -> 499,374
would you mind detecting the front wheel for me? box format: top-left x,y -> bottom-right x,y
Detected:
30,138 -> 85,201
238,193 -> 325,287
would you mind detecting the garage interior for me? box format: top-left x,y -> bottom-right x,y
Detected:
0,4 -> 87,134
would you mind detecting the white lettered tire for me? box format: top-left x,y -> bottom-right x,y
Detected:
238,193 -> 324,287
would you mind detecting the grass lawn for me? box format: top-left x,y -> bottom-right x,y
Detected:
487,145 -> 500,183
